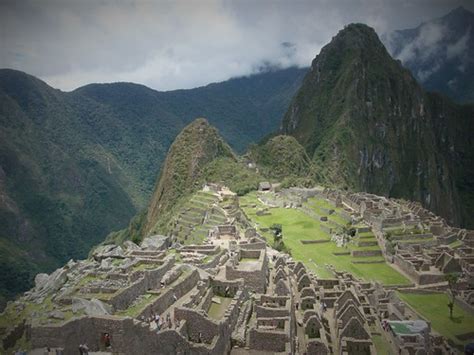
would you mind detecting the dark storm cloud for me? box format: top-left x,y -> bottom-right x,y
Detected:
1,0 -> 472,91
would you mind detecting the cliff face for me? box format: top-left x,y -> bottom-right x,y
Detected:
144,118 -> 235,235
281,24 -> 474,227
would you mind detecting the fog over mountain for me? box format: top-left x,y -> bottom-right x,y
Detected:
385,6 -> 474,103
1,0 -> 473,91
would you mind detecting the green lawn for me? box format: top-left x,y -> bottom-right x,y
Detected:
398,292 -> 474,346
372,334 -> 394,355
240,193 -> 410,285
208,296 -> 233,320
448,240 -> 463,249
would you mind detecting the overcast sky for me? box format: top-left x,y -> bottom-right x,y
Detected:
1,0 -> 472,91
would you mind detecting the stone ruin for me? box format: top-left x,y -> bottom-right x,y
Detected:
2,186 -> 471,354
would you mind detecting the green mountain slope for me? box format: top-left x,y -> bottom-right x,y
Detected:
144,118 -> 235,235
247,135 -> 318,186
111,118 -> 262,243
0,67 -> 305,307
281,24 -> 474,228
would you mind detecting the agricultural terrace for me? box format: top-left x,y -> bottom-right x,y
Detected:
240,192 -> 410,285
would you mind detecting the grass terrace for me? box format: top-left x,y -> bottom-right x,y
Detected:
372,333 -> 394,355
171,190 -> 226,245
115,293 -> 160,318
132,262 -> 162,272
208,296 -> 233,320
397,291 -> 474,347
448,240 -> 463,249
240,192 -> 410,285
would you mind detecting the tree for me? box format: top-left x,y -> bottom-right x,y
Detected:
445,273 -> 460,319
270,223 -> 284,250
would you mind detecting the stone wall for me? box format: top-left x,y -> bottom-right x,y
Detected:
109,257 -> 174,310
249,327 -> 289,352
239,249 -> 261,259
201,249 -> 226,269
174,308 -> 219,344
393,255 -> 445,285
226,251 -> 268,293
239,241 -> 266,250
31,315 -> 213,355
137,269 -> 200,319
300,239 -> 330,244
351,250 -> 382,258
2,320 -> 25,350
255,305 -> 289,318
210,278 -> 242,298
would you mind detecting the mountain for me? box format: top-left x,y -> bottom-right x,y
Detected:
109,118 -> 265,244
281,23 -> 474,228
0,67 -> 306,308
247,135 -> 317,185
385,6 -> 474,103
144,118 -> 235,235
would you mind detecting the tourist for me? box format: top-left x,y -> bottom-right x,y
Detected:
78,344 -> 84,355
82,344 -> 89,355
173,293 -> 178,302
167,314 -> 172,329
103,333 -> 111,349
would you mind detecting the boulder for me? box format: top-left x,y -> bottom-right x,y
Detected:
34,273 -> 49,289
162,265 -> 183,285
72,298 -> 111,316
100,258 -> 113,270
48,310 -> 65,320
123,240 -> 140,252
141,235 -> 170,251
27,267 -> 69,301
92,244 -> 124,261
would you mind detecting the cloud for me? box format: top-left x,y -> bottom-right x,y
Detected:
446,27 -> 471,59
0,0 -> 472,91
396,22 -> 447,64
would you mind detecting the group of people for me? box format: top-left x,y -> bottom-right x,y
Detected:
381,319 -> 390,332
147,312 -> 173,331
78,344 -> 89,354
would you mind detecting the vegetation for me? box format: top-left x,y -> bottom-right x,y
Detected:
445,273 -> 460,319
144,118 -> 235,235
202,157 -> 261,196
0,67 -> 306,305
398,291 -> 474,346
240,192 -> 409,285
248,135 -> 318,183
279,24 -> 474,229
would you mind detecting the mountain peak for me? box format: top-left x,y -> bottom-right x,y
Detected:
143,117 -> 235,235
308,23 -> 390,74
446,5 -> 473,18
281,21 -> 474,228
329,23 -> 384,50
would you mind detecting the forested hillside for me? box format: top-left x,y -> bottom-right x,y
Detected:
0,67 -> 306,308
